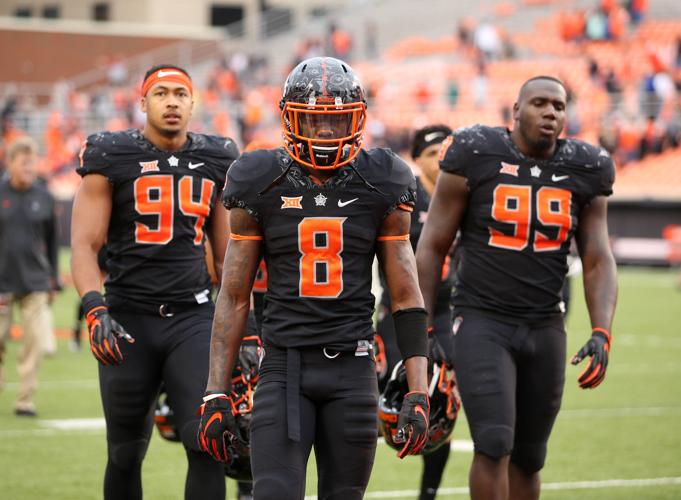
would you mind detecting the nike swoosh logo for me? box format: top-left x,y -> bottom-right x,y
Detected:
157,70 -> 182,78
188,162 -> 205,169
552,174 -> 569,181
338,198 -> 358,207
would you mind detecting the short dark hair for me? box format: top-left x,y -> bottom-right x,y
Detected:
411,124 -> 452,159
143,64 -> 191,82
518,75 -> 565,99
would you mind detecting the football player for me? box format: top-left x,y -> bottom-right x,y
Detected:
376,125 -> 457,500
416,76 -> 617,499
198,57 -> 430,499
71,64 -> 238,500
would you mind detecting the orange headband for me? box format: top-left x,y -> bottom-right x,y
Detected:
141,68 -> 193,97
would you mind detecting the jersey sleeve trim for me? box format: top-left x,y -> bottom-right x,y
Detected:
230,233 -> 263,241
397,203 -> 414,212
377,234 -> 410,241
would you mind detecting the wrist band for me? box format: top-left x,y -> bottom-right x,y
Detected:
592,327 -> 611,343
202,393 -> 229,403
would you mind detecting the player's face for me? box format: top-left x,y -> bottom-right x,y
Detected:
141,82 -> 193,136
298,112 -> 353,141
514,80 -> 566,153
8,151 -> 37,189
414,143 -> 442,184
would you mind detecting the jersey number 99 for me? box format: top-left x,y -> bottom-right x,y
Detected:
489,184 -> 572,252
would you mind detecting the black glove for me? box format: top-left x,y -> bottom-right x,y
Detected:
571,329 -> 611,389
238,334 -> 262,382
83,291 -> 134,366
197,392 -> 243,463
395,391 -> 430,459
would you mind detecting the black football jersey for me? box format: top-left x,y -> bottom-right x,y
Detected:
440,125 -> 615,321
77,129 -> 238,304
223,148 -> 416,349
380,176 -> 452,311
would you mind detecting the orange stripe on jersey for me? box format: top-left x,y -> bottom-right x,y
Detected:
377,234 -> 410,241
230,233 -> 263,241
398,203 -> 414,212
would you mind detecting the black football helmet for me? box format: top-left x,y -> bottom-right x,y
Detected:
280,56 -> 367,170
378,359 -> 461,455
154,390 -> 180,442
153,341 -> 260,482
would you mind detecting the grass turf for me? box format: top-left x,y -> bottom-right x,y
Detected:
0,263 -> 680,499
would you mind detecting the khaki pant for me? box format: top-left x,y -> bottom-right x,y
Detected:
0,292 -> 54,411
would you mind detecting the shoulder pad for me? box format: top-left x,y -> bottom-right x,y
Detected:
188,133 -> 239,162
222,148 -> 283,220
76,131 -> 131,177
361,148 -> 417,210
439,125 -> 498,177
557,139 -> 615,197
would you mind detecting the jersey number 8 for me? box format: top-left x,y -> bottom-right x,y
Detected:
298,217 -> 346,298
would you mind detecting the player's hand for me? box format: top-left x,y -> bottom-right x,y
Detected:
238,335 -> 262,382
571,329 -> 611,389
197,393 -> 242,463
395,391 -> 430,459
83,291 -> 134,366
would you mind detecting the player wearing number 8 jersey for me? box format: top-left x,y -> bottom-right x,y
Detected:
416,76 -> 618,499
200,57 -> 429,499
71,64 -> 238,499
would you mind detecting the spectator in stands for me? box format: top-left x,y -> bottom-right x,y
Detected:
0,136 -> 60,417
627,0 -> 647,25
604,68 -> 624,111
328,22 -> 353,61
585,9 -> 608,40
606,4 -> 630,41
473,58 -> 489,108
473,21 -> 501,60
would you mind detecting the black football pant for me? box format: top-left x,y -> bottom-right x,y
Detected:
250,345 -> 378,500
99,303 -> 225,500
377,304 -> 455,498
453,310 -> 566,473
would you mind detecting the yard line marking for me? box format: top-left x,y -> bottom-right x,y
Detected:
376,437 -> 473,452
304,476 -> 681,499
3,379 -> 98,390
0,428 -> 104,437
40,418 -> 105,430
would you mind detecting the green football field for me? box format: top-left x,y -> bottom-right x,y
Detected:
1,261 -> 680,499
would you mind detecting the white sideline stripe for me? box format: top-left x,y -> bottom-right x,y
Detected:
40,418 -> 105,430
305,477 -> 681,499
376,437 -> 473,452
4,379 -> 98,389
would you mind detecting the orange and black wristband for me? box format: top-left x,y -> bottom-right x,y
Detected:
592,327 -> 611,344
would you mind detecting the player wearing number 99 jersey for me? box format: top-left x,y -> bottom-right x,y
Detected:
416,76 -> 617,499
201,57 -> 430,500
71,64 -> 237,500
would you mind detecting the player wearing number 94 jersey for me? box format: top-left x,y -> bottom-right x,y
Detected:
201,57 -> 429,500
71,64 -> 237,500
416,76 -> 617,500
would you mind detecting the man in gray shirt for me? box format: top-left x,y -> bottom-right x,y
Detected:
0,136 -> 59,416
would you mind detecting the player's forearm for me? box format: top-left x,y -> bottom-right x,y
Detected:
71,244 -> 104,297
403,355 -> 428,393
582,253 -> 618,332
415,243 -> 446,318
206,292 -> 249,392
